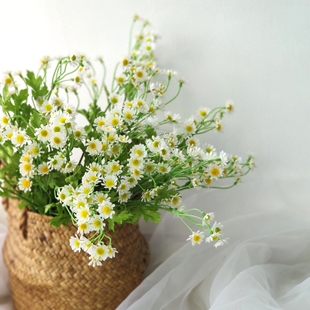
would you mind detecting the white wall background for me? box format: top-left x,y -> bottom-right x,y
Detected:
1,0 -> 310,223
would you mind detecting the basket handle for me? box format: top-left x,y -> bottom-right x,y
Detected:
18,207 -> 28,239
3,197 -> 28,239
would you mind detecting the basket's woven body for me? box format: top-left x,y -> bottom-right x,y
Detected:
3,198 -> 150,310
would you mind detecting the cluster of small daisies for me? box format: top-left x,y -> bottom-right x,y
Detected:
0,15 -> 254,266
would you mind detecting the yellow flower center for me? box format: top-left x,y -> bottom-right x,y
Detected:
79,223 -> 87,231
117,76 -> 125,83
40,129 -> 49,137
74,130 -> 82,138
23,163 -> 32,172
111,164 -> 120,173
210,167 -> 221,177
135,149 -> 143,157
152,140 -> 159,148
89,142 -> 97,150
16,134 -> 25,144
102,205 -> 111,214
96,247 -> 105,256
53,136 -> 62,145
54,98 -> 61,106
136,100 -> 144,107
1,116 -> 9,124
59,193 -> 66,200
22,179 -> 31,188
193,234 -> 201,243
97,119 -> 105,127
131,158 -> 140,166
122,58 -> 129,66
110,97 -> 119,104
110,118 -> 119,126
171,197 -> 180,206
124,112 -> 133,120
45,104 -> 53,112
4,77 -> 12,84
93,219 -> 102,228
111,145 -> 119,154
199,110 -> 207,117
80,209 -> 89,219
105,179 -> 115,188
185,125 -> 193,132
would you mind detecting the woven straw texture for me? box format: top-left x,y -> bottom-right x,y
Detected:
3,198 -> 150,310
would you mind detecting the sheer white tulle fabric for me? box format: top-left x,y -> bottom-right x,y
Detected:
1,181 -> 310,310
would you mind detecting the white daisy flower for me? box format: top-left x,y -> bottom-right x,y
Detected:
98,201 -> 115,219
94,116 -> 107,132
90,243 -> 109,262
50,132 -> 67,149
128,156 -> 144,171
187,231 -> 204,245
105,161 -> 122,175
122,108 -> 135,123
107,246 -> 118,259
108,93 -> 121,106
182,118 -> 196,136
35,125 -> 52,142
146,136 -> 164,153
134,67 -> 148,83
103,174 -> 118,190
73,127 -> 86,140
37,162 -> 50,176
86,138 -> 102,155
82,171 -> 100,186
77,221 -> 92,235
11,130 -> 29,147
40,100 -> 54,115
56,187 -> 71,205
75,207 -> 90,223
19,162 -> 35,177
48,154 -> 65,171
18,177 -> 32,192
207,164 -> 223,180
24,142 -> 40,158
69,235 -> 82,252
89,215 -> 105,232
202,212 -> 215,225
80,236 -> 93,253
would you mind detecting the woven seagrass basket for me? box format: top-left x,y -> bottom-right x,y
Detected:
2,198 -> 150,310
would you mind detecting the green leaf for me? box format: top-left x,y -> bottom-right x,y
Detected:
65,165 -> 83,187
18,200 -> 28,210
1,98 -> 14,113
30,110 -> 43,128
113,210 -> 132,224
2,84 -> 9,101
124,83 -> 138,101
44,203 -> 56,213
144,125 -> 157,138
154,186 -> 178,203
143,209 -> 161,223
50,213 -> 71,227
11,88 -> 28,106
25,71 -> 48,98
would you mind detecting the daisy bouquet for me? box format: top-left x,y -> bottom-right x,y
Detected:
0,16 -> 253,266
